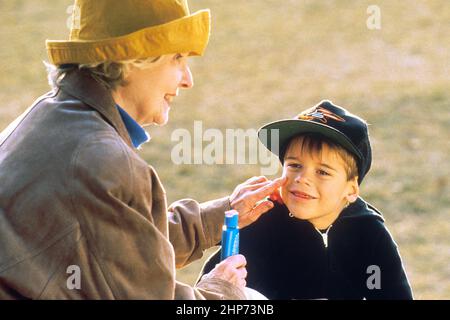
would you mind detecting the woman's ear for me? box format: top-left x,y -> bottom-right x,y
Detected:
345,177 -> 359,203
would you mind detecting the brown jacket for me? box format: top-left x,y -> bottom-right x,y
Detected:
0,70 -> 245,300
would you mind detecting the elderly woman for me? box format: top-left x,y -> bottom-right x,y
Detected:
0,0 -> 284,299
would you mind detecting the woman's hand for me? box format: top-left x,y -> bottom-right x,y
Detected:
200,254 -> 248,289
230,176 -> 287,229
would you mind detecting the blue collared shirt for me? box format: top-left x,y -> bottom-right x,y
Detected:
116,105 -> 150,149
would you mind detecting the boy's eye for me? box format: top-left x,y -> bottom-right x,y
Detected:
287,163 -> 302,169
317,169 -> 330,176
174,53 -> 184,61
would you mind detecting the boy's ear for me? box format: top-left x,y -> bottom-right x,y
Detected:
346,177 -> 359,203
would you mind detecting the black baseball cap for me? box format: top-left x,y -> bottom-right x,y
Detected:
258,100 -> 372,184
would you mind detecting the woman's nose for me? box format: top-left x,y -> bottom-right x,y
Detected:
180,65 -> 194,89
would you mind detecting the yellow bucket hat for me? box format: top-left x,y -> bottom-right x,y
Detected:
46,0 -> 210,65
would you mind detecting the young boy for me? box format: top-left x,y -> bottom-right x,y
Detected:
200,100 -> 413,300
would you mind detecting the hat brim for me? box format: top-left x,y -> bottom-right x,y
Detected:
46,9 -> 210,65
258,119 -> 363,162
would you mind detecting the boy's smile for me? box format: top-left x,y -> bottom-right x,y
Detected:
280,136 -> 359,229
288,190 -> 317,201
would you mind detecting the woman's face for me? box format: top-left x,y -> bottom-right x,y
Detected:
118,53 -> 193,126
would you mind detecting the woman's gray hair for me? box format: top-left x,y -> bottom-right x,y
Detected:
45,57 -> 161,91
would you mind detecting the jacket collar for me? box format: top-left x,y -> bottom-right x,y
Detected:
116,105 -> 150,148
58,69 -> 133,148
339,196 -> 384,222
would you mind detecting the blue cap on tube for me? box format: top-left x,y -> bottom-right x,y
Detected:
224,210 -> 238,228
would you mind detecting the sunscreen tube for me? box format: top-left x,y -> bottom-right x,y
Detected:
220,210 -> 239,260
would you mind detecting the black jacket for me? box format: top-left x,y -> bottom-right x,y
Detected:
200,197 -> 413,300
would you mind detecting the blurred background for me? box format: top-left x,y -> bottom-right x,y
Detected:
0,0 -> 448,299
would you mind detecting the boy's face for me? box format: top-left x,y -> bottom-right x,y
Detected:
281,137 -> 359,229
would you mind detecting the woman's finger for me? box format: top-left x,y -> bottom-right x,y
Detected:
223,254 -> 247,269
238,180 -> 271,192
240,200 -> 273,226
243,176 -> 268,185
248,177 -> 286,203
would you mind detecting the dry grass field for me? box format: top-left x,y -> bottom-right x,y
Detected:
1,0 -> 449,299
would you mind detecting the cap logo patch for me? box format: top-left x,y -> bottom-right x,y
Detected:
297,107 -> 345,124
